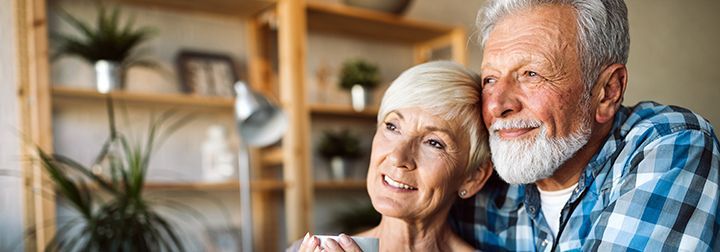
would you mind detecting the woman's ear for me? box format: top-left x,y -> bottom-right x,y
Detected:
593,63 -> 628,124
458,161 -> 493,199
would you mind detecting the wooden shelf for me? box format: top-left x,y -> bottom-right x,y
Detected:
314,180 -> 366,190
144,180 -> 287,191
306,2 -> 455,43
309,103 -> 378,119
260,146 -> 284,166
52,86 -> 234,110
116,0 -> 275,17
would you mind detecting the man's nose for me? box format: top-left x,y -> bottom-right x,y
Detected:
388,139 -> 416,171
485,77 -> 522,119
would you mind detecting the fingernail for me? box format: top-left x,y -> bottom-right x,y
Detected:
309,235 -> 318,246
339,233 -> 352,245
325,239 -> 339,249
303,232 -> 309,241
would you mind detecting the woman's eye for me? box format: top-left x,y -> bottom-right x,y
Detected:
426,139 -> 445,150
384,122 -> 397,132
526,71 -> 538,77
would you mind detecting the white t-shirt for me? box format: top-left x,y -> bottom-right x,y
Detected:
538,183 -> 578,236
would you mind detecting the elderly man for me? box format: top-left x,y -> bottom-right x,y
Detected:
451,0 -> 720,251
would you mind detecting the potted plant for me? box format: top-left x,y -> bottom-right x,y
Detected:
339,59 -> 380,112
53,6 -> 157,93
317,129 -> 362,180
32,97 -> 193,251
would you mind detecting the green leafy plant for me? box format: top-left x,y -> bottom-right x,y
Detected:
34,97 -> 193,251
339,59 -> 380,90
317,129 -> 362,159
52,5 -> 157,69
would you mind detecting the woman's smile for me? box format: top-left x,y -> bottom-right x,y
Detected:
382,174 -> 418,191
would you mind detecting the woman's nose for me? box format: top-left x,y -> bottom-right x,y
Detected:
484,77 -> 522,119
388,140 -> 416,170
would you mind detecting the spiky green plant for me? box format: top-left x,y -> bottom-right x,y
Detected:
36,97 -> 193,252
52,5 -> 157,69
339,59 -> 380,90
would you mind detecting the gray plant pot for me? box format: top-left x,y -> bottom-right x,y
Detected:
94,60 -> 123,93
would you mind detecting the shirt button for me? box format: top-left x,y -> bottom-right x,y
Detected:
529,206 -> 535,213
542,239 -> 549,247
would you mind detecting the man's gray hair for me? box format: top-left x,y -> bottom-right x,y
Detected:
477,0 -> 630,90
378,61 -> 490,172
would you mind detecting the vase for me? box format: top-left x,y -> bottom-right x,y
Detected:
350,84 -> 371,112
330,156 -> 350,180
94,60 -> 123,93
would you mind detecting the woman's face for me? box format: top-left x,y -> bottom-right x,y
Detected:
367,107 -> 470,220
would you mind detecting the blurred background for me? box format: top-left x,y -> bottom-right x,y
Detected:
1,0 -> 719,251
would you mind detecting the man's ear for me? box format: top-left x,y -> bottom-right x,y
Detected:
458,161 -> 494,199
592,63 -> 628,124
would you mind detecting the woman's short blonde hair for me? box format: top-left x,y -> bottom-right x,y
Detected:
377,61 -> 490,172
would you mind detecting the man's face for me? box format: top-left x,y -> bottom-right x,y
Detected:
480,5 -> 594,184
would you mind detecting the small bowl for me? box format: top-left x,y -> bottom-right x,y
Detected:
343,0 -> 412,15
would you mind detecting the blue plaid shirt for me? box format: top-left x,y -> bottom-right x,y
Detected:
451,101 -> 720,251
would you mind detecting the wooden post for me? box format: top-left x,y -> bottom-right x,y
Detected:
451,27 -> 467,65
277,0 -> 313,245
15,0 -> 55,250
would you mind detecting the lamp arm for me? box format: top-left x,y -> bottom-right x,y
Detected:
238,140 -> 253,252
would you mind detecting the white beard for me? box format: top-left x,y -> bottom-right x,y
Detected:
489,117 -> 591,185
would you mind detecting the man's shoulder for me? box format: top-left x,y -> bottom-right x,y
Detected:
619,101 -> 716,140
600,101 -> 720,189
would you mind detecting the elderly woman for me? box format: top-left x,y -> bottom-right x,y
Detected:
294,61 -> 492,251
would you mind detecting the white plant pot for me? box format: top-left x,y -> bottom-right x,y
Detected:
330,156 -> 350,180
350,84 -> 370,112
95,60 -> 123,93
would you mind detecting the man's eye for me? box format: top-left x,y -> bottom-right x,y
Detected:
524,71 -> 540,78
482,77 -> 496,86
426,139 -> 445,149
384,122 -> 397,132
520,71 -> 543,83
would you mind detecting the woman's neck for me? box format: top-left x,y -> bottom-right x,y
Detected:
357,210 -> 473,251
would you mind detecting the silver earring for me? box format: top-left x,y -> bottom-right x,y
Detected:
459,190 -> 467,198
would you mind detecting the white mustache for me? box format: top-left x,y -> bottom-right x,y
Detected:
490,118 -> 543,131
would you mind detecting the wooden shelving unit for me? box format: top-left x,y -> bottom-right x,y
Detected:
144,180 -> 287,191
52,86 -> 234,109
314,180 -> 366,190
309,103 -> 378,119
306,2 -> 455,43
117,0 -> 276,17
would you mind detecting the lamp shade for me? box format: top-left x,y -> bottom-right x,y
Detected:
234,81 -> 287,147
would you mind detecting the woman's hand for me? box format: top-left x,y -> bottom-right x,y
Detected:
320,234 -> 363,252
298,233 -> 321,252
298,233 -> 363,252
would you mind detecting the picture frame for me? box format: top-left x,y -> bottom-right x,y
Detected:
176,50 -> 239,97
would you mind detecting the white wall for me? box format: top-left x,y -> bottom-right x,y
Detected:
0,0 -> 26,251
624,0 -> 720,130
